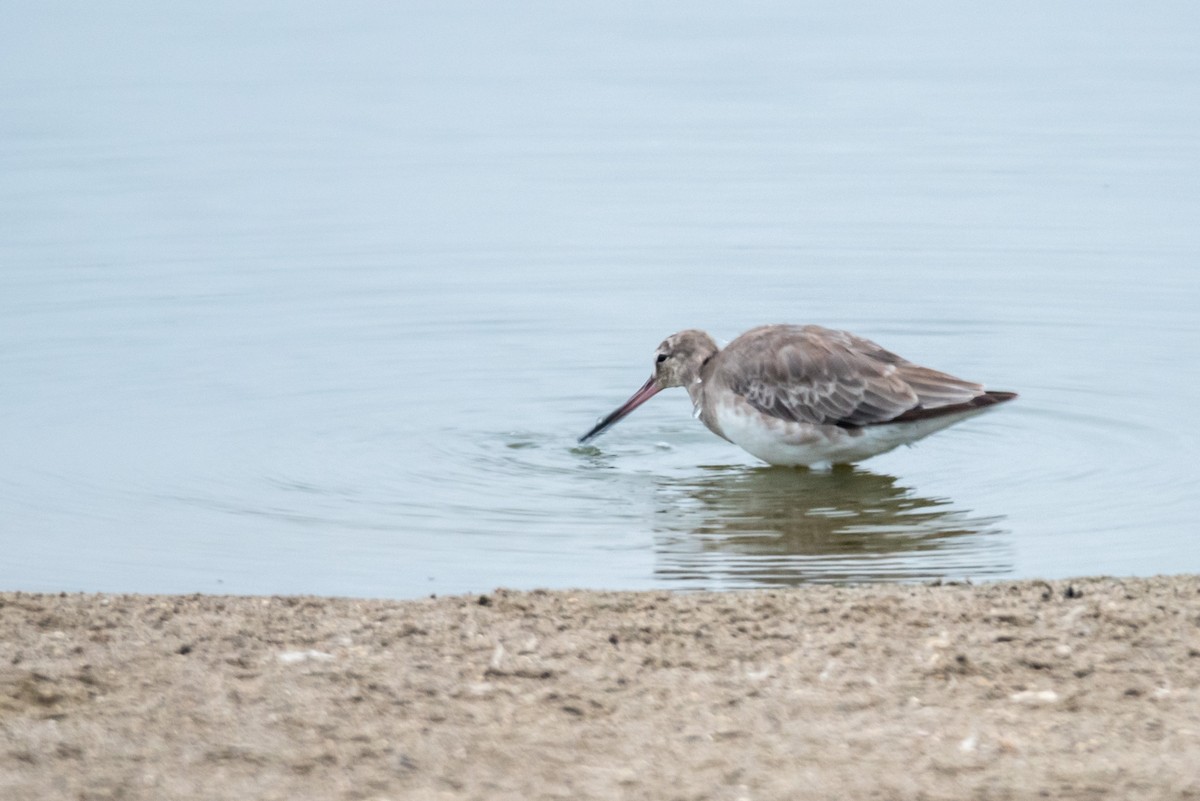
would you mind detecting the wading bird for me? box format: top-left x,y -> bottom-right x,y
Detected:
580,325 -> 1015,468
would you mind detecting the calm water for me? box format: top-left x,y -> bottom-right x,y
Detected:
3,3 -> 1199,598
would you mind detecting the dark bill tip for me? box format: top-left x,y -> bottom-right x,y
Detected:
578,375 -> 661,444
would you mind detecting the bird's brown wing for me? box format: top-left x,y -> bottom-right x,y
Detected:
719,325 -> 984,427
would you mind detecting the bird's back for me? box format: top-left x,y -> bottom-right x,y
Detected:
714,324 -> 1006,429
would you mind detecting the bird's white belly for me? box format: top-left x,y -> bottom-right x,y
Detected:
711,402 -> 987,468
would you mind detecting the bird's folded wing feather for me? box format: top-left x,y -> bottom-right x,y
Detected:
722,326 -> 983,427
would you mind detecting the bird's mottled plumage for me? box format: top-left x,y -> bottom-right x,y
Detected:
719,325 -> 987,426
580,324 -> 1015,467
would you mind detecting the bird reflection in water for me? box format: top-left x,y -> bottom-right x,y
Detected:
652,466 -> 1011,589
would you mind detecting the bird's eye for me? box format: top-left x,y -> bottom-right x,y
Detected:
656,354 -> 668,364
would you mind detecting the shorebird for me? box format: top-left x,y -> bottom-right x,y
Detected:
579,325 -> 1016,467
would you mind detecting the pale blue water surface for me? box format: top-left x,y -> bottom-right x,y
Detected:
3,3 -> 1199,598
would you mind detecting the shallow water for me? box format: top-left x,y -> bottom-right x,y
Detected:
3,3 -> 1199,598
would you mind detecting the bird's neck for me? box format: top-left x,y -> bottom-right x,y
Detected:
683,350 -> 719,408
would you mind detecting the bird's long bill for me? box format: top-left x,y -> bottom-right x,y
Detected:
578,375 -> 662,443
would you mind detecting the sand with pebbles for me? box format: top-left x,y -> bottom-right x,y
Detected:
3,576 -> 1200,800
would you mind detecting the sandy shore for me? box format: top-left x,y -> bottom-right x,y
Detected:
2,576 -> 1199,800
